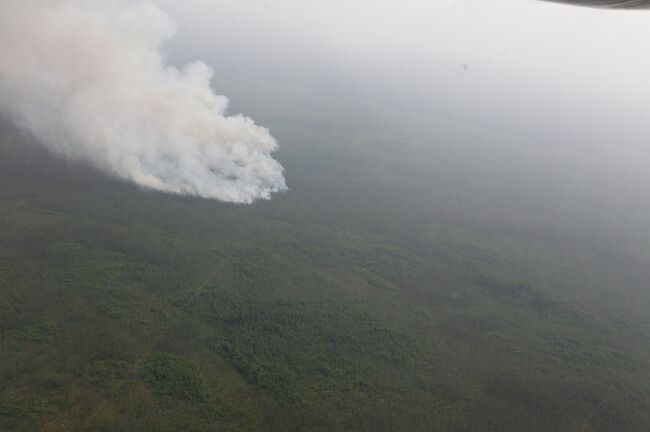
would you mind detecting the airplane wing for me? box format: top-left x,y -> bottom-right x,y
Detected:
543,0 -> 650,7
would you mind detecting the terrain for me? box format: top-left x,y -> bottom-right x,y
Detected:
1,92 -> 650,431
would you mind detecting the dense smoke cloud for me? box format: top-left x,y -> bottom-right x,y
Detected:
0,0 -> 286,203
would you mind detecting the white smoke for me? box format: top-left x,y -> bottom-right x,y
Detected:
0,0 -> 286,203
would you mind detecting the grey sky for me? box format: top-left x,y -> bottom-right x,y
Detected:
154,0 -> 650,167
154,0 -> 650,94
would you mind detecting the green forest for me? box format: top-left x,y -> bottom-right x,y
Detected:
1,116 -> 650,432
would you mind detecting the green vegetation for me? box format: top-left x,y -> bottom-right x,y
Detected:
139,353 -> 210,403
1,120 -> 650,431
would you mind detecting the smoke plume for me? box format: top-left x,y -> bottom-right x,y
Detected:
0,0 -> 286,203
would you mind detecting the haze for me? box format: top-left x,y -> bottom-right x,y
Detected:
157,0 -> 650,259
